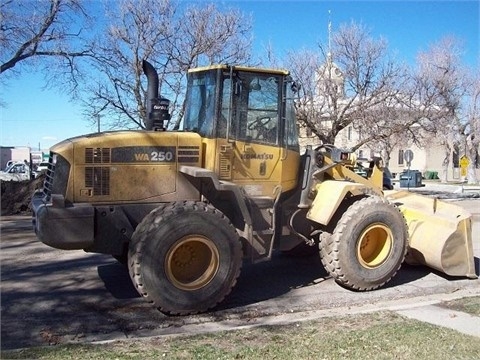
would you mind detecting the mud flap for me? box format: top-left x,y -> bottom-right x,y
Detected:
386,190 -> 477,279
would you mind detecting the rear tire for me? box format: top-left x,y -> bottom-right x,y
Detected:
326,196 -> 407,290
128,201 -> 243,315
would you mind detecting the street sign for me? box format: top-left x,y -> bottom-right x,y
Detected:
404,150 -> 414,166
459,156 -> 470,167
460,156 -> 470,177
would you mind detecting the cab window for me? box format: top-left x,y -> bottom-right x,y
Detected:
183,71 -> 217,138
233,73 -> 280,145
284,81 -> 299,151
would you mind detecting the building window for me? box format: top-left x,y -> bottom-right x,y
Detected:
398,149 -> 404,165
347,126 -> 352,141
306,127 -> 312,137
452,149 -> 459,168
358,149 -> 363,158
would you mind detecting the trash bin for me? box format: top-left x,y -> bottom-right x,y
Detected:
424,171 -> 439,180
399,170 -> 423,188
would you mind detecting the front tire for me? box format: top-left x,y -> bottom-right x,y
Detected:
326,196 -> 407,291
128,201 -> 243,315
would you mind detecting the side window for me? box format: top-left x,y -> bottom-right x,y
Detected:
217,78 -> 232,138
11,164 -> 25,173
234,74 -> 279,145
285,82 -> 299,151
246,76 -> 279,144
183,71 -> 216,138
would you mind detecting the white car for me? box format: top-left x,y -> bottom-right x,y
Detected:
0,162 -> 32,181
35,162 -> 49,174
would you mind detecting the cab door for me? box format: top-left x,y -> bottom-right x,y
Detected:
218,71 -> 293,198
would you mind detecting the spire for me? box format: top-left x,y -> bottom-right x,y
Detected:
327,10 -> 332,59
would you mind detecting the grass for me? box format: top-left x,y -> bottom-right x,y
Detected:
439,296 -> 480,316
3,304 -> 480,360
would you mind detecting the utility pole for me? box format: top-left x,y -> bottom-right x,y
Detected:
96,114 -> 101,133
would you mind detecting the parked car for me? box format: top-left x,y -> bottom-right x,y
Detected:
383,167 -> 394,190
35,161 -> 49,175
0,162 -> 33,181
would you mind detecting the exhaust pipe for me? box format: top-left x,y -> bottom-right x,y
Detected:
142,60 -> 170,131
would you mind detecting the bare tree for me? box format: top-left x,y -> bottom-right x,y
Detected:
81,0 -> 177,129
82,0 -> 252,130
0,0 -> 93,90
463,72 -> 480,183
289,21 -> 408,146
169,3 -> 252,129
414,37 -> 472,182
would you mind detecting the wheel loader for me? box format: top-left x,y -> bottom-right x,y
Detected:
31,60 -> 476,315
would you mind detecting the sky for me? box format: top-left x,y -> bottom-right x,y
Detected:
1,0 -> 479,150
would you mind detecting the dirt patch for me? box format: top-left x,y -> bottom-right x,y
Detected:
439,296 -> 480,316
1,175 -> 45,216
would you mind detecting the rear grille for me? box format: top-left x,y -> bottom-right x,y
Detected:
85,167 -> 110,196
42,158 -> 55,199
85,148 -> 111,164
43,153 -> 70,201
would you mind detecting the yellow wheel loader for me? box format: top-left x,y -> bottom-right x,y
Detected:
31,61 -> 476,315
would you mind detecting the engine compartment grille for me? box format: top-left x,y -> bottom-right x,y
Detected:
85,148 -> 111,164
85,167 -> 110,196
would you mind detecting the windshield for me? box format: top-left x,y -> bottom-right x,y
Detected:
3,164 -> 14,172
183,70 -> 217,138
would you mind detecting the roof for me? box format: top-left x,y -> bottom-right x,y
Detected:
188,64 -> 290,76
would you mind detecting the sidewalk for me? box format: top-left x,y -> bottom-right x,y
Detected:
397,303 -> 480,338
393,180 -> 480,198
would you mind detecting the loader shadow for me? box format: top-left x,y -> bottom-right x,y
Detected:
218,252 -> 330,310
96,254 -> 478,311
96,252 -> 330,306
386,256 -> 480,288
97,262 -> 140,300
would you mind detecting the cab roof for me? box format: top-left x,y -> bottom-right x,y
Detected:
187,64 -> 290,76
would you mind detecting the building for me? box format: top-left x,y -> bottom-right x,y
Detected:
0,146 -> 31,170
298,58 -> 480,182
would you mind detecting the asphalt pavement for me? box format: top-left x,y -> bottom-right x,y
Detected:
1,183 -> 479,350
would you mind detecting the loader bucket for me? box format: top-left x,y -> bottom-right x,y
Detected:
385,190 -> 477,279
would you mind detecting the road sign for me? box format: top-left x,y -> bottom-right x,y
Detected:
460,156 -> 470,177
404,150 -> 414,166
404,150 -> 414,162
459,156 -> 470,167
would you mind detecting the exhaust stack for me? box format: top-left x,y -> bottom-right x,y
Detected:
142,60 -> 171,131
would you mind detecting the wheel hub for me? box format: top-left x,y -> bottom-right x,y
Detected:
165,235 -> 219,290
357,223 -> 393,269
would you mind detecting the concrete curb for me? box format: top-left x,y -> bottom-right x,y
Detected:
90,288 -> 480,345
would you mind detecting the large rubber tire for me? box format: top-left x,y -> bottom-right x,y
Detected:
319,231 -> 335,274
324,196 -> 407,291
128,201 -> 243,315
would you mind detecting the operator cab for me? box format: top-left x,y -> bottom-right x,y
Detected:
182,65 -> 301,196
183,65 -> 299,148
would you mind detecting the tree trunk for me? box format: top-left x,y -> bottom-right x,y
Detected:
441,144 -> 451,183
